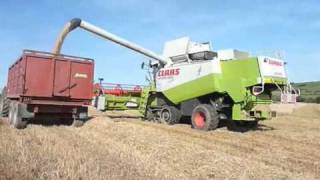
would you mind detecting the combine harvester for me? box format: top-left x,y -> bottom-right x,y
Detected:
52,18 -> 298,131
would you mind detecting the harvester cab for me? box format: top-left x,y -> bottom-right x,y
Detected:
162,37 -> 217,64
53,18 -> 298,131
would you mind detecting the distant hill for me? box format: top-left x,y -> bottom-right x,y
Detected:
292,81 -> 320,103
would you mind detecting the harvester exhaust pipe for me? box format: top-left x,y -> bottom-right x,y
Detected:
53,18 -> 169,64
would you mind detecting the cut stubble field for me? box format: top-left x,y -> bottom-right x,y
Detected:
0,104 -> 320,180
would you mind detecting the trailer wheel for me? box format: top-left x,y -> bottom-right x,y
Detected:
9,102 -> 27,129
160,106 -> 181,125
72,108 -> 88,127
1,99 -> 10,117
0,87 -> 9,117
191,104 -> 219,131
8,102 -> 14,124
72,119 -> 84,127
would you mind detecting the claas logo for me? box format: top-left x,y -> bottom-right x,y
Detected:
264,58 -> 283,66
158,68 -> 180,77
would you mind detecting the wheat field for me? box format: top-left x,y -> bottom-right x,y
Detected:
0,104 -> 319,180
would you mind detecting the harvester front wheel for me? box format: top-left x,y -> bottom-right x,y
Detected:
191,104 -> 219,131
244,121 -> 258,128
144,107 -> 155,121
160,106 -> 181,125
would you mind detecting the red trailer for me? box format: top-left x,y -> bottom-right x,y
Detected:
0,50 -> 94,128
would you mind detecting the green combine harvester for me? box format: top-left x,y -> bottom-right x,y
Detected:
54,18 -> 299,131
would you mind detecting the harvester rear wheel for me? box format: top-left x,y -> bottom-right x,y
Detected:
160,106 -> 181,125
191,104 -> 219,131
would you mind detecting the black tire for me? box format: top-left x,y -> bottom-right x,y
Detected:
10,102 -> 27,129
144,107 -> 154,121
0,87 -> 9,117
72,108 -> 88,127
244,121 -> 258,128
72,119 -> 84,127
227,120 -> 258,132
191,104 -> 219,131
234,120 -> 258,128
8,102 -> 14,124
160,106 -> 181,125
143,94 -> 156,121
2,99 -> 9,117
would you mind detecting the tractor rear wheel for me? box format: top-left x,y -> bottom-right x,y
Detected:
160,106 -> 181,125
191,104 -> 219,131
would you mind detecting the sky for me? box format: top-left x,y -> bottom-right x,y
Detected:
0,0 -> 319,87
